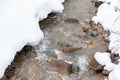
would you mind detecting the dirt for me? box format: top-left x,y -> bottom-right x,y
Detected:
2,0 -> 110,80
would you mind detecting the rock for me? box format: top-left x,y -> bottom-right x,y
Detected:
110,53 -> 120,64
58,41 -> 82,52
95,1 -> 103,8
88,43 -> 96,49
4,66 -> 15,79
64,18 -> 79,24
103,34 -> 109,42
39,18 -> 55,29
102,69 -> 110,76
82,25 -> 98,37
90,30 -> 98,37
1,75 -> 6,80
81,26 -> 90,32
62,46 -> 82,52
89,57 -> 104,73
20,45 -> 34,53
89,20 -> 97,28
49,59 -> 73,75
43,50 -> 57,58
103,36 -> 109,42
72,63 -> 80,74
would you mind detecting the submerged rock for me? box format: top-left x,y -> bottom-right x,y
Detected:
90,30 -> 98,37
72,63 -> 80,74
62,46 -> 82,52
89,56 -> 104,73
64,18 -> 79,24
49,59 -> 73,75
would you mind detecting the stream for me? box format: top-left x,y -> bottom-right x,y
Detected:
2,0 -> 109,80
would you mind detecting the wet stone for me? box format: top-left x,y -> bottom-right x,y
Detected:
89,57 -> 104,73
43,50 -> 57,58
82,26 -> 90,32
64,18 -> 79,24
20,45 -> 34,53
49,59 -> 73,75
89,20 -> 97,28
110,53 -> 120,64
103,33 -> 109,42
72,63 -> 80,74
4,67 -> 15,79
90,30 -> 98,37
62,46 -> 82,52
102,69 -> 110,76
95,1 -> 103,8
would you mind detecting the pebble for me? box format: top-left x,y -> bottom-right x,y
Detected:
90,30 -> 98,37
72,63 -> 80,74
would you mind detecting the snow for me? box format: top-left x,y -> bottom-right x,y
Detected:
94,52 -> 111,65
108,69 -> 120,80
0,0 -> 64,79
92,0 -> 120,80
94,52 -> 115,71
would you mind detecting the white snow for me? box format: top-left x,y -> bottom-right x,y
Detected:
108,69 -> 120,80
94,52 -> 115,71
94,52 -> 111,65
92,0 -> 120,80
0,0 -> 64,79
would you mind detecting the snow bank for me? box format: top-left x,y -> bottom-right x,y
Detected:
0,0 -> 64,78
92,0 -> 120,80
